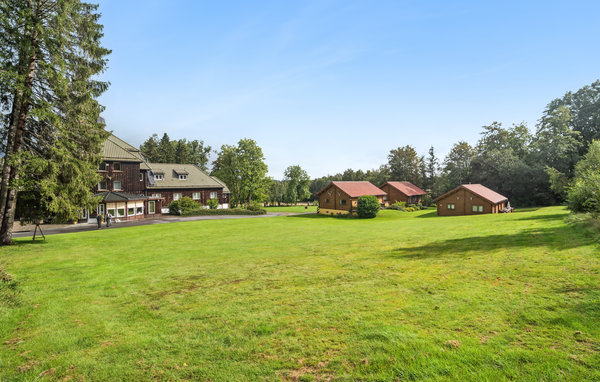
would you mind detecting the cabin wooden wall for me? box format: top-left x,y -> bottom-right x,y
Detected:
148,189 -> 228,207
436,188 -> 500,216
97,161 -> 145,194
317,185 -> 352,212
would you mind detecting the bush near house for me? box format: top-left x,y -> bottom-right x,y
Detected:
357,195 -> 380,218
207,198 -> 219,210
169,197 -> 199,215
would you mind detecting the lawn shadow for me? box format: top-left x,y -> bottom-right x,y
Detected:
415,211 -> 438,218
387,225 -> 591,260
514,213 -> 567,221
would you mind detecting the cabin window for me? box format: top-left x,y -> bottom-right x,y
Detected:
140,172 -> 144,181
173,193 -> 182,201
210,191 -> 217,199
383,196 -> 388,201
447,203 -> 455,210
472,205 -> 483,213
148,201 -> 155,214
116,208 -> 125,217
113,180 -> 122,191
128,207 -> 134,215
179,174 -> 188,180
325,198 -> 330,203
98,180 -> 107,191
107,208 -> 115,217
98,162 -> 107,171
136,206 -> 143,215
154,174 -> 164,181
340,199 -> 347,206
193,192 -> 201,200
113,162 -> 121,171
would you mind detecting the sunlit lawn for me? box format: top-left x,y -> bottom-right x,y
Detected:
1,206 -> 599,380
264,205 -> 317,213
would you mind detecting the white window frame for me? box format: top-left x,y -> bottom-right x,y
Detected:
98,162 -> 107,171
173,193 -> 182,201
113,162 -> 121,171
116,207 -> 125,217
113,180 -> 122,191
140,172 -> 144,182
210,191 -> 217,199
154,174 -> 164,181
193,192 -> 201,200
136,206 -> 144,215
98,180 -> 108,191
179,174 -> 188,180
148,201 -> 156,214
127,206 -> 135,216
472,205 -> 483,213
447,203 -> 455,210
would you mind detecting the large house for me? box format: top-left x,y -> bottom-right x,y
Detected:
146,163 -> 230,208
316,181 -> 386,215
434,184 -> 508,216
379,181 -> 426,206
86,134 -> 230,221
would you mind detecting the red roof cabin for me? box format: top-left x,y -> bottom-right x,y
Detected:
316,181 -> 386,215
434,184 -> 509,216
379,181 -> 427,206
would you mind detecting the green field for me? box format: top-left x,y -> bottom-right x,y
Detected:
264,205 -> 318,213
1,207 -> 599,380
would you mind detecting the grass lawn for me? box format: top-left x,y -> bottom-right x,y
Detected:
1,206 -> 599,380
264,205 -> 318,213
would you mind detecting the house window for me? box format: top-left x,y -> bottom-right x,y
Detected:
113,162 -> 121,171
179,174 -> 188,180
140,172 -> 144,182
107,208 -> 115,217
113,180 -> 122,191
383,196 -> 388,201
136,206 -> 143,215
154,174 -> 164,181
117,208 -> 125,217
98,162 -> 107,171
210,191 -> 217,199
325,198 -> 330,203
128,207 -> 134,215
98,180 -> 107,191
193,192 -> 201,200
151,193 -> 161,198
173,193 -> 182,201
472,205 -> 483,213
340,199 -> 347,206
447,203 -> 455,210
148,201 -> 155,214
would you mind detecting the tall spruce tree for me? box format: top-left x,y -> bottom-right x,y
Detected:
0,0 -> 110,244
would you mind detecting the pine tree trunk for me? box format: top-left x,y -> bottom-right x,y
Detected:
0,30 -> 37,245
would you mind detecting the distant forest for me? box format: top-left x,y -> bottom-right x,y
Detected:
310,80 -> 600,207
139,80 -> 600,208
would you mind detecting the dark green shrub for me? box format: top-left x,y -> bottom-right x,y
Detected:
207,198 -> 219,210
180,208 -> 267,217
357,195 -> 380,218
387,201 -> 406,211
169,196 -> 199,215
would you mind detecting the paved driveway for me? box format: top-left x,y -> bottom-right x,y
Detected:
13,212 -> 301,238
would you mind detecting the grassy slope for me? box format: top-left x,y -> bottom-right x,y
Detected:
0,207 -> 599,381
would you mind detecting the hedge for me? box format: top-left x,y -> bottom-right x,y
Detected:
180,208 -> 267,217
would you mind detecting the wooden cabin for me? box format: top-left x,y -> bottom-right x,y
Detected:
379,181 -> 426,206
434,184 -> 508,216
316,181 -> 386,215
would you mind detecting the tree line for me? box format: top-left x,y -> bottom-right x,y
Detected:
309,80 -> 600,207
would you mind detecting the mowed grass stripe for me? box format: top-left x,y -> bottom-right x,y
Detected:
0,206 -> 599,380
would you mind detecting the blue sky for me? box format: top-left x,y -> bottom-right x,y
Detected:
97,0 -> 600,178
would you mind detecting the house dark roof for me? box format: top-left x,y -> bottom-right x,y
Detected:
316,181 -> 386,198
435,184 -> 508,204
94,191 -> 148,202
381,181 -> 426,196
147,163 -> 229,191
102,134 -> 151,170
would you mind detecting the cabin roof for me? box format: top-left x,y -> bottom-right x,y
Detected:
435,184 -> 508,204
381,181 -> 426,196
316,181 -> 386,198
